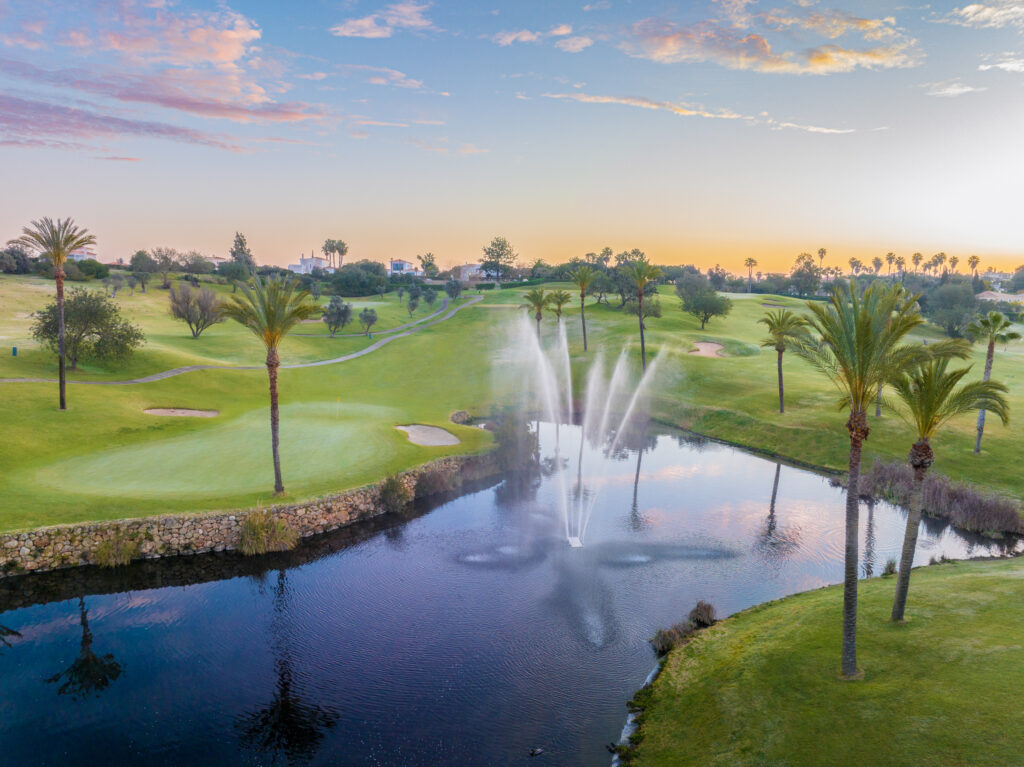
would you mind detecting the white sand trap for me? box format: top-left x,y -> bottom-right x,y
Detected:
689,342 -> 725,358
396,424 -> 460,446
144,408 -> 219,417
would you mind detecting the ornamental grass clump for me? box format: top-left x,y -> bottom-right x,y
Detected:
94,529 -> 141,568
649,600 -> 718,656
688,599 -> 717,629
379,475 -> 412,514
239,510 -> 299,556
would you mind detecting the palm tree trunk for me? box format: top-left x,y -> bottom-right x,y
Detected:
875,383 -> 882,418
776,348 -> 785,413
56,266 -> 67,410
975,340 -> 995,453
891,463 -> 926,622
267,348 -> 284,494
842,410 -> 868,677
580,292 -> 588,351
535,312 -> 541,338
638,292 -> 646,372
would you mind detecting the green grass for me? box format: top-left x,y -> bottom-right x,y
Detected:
632,557 -> 1024,767
1,272 -> 1022,532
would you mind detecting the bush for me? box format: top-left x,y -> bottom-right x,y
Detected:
94,529 -> 140,568
238,511 -> 299,556
882,558 -> 897,576
476,282 -> 496,290
415,468 -> 457,497
650,621 -> 695,655
688,599 -> 717,628
860,460 -> 1023,535
379,475 -> 412,513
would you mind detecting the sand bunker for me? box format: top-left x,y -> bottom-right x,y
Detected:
396,424 -> 460,446
760,302 -> 785,308
144,408 -> 219,417
689,342 -> 725,358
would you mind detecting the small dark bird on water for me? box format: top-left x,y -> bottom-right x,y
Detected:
606,742 -> 619,753
529,747 -> 544,756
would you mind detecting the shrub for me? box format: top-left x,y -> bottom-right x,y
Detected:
94,529 -> 140,568
688,599 -> 717,628
239,511 -> 299,556
882,558 -> 897,576
650,621 -> 695,655
415,469 -> 457,497
859,460 -> 1023,535
379,475 -> 412,514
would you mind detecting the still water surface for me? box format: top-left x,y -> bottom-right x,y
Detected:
0,425 -> 1015,766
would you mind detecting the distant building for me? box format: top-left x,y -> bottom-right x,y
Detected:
457,263 -> 483,281
204,255 -> 229,269
977,290 -> 1024,305
68,246 -> 98,262
288,253 -> 335,275
389,258 -> 423,277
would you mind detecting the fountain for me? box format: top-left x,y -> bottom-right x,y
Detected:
509,314 -> 664,547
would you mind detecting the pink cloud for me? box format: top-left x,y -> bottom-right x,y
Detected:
330,2 -> 437,38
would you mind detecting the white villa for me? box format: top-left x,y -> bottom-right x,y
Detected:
389,258 -> 423,277
977,290 -> 1024,305
288,253 -> 335,275
68,246 -> 98,262
457,263 -> 483,281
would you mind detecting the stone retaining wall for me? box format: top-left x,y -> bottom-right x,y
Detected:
0,453 -> 499,578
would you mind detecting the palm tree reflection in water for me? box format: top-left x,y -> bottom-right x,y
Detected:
46,596 -> 123,699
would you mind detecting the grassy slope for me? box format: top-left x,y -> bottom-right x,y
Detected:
633,557 -> 1024,767
1,273 -> 1022,531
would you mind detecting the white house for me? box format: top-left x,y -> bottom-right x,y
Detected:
457,263 -> 483,281
288,253 -> 334,276
977,290 -> 1024,305
389,258 -> 423,277
68,246 -> 98,262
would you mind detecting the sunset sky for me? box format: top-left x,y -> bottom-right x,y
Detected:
1,0 -> 1023,273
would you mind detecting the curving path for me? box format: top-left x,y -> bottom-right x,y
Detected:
1,295 -> 483,386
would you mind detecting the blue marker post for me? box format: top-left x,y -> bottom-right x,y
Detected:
11,347 -> 16,357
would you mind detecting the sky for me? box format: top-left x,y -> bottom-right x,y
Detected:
1,0 -> 1023,274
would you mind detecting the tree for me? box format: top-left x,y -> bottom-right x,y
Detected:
967,254 -> 981,277
230,232 -> 256,270
9,217 -> 96,409
180,251 -> 214,278
522,288 -> 550,337
129,250 -> 156,290
481,236 -> 517,283
407,284 -> 422,303
966,311 -> 1022,453
744,258 -> 757,292
444,279 -> 463,302
45,597 -> 122,699
895,255 -> 906,281
949,255 -> 960,274
417,252 -> 440,279
423,286 -> 437,308
887,356 -> 1008,622
1010,266 -> 1024,293
407,296 -> 420,317
32,288 -> 144,369
790,257 -> 821,298
568,265 -> 596,351
330,260 -> 388,297
0,244 -> 32,273
309,281 -> 322,301
126,274 -> 138,295
871,256 -> 883,275
222,277 -> 318,494
359,308 -> 378,335
758,309 -> 807,414
218,261 -> 249,292
817,248 -> 827,270
923,282 -> 978,337
549,289 -> 571,320
625,260 -> 662,372
588,272 -> 614,305
886,252 -> 896,277
912,252 -> 923,274
169,284 -> 224,338
793,282 -> 928,677
397,286 -> 406,305
322,296 -> 353,336
625,296 -> 662,328
151,246 -> 179,289
678,277 -> 732,330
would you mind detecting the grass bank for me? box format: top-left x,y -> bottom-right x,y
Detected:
629,556 -> 1024,766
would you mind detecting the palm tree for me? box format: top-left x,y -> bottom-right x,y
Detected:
895,255 -> 906,282
968,254 -> 980,277
744,257 -> 757,292
549,289 -> 572,322
871,256 -> 883,275
966,311 -> 1022,453
934,252 -> 947,275
222,276 -> 320,494
848,257 -> 858,277
624,260 -> 663,372
912,252 -> 922,274
949,255 -> 959,274
888,357 -> 1008,622
886,252 -> 896,277
568,265 -> 596,351
794,282 -> 928,677
522,288 -> 550,337
817,248 -> 827,270
758,308 -> 807,413
9,217 -> 95,410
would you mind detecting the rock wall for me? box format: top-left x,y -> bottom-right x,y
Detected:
0,453 -> 498,578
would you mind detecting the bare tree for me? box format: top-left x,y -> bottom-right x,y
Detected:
169,284 -> 224,338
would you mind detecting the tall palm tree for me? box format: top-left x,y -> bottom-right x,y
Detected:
886,252 -> 895,277
871,256 -> 883,275
934,252 -> 947,275
817,248 -> 827,270
522,288 -> 550,337
794,282 -> 928,677
568,265 -> 596,351
949,255 -> 959,274
9,217 -> 95,410
895,255 -> 906,282
888,357 -> 1008,622
967,254 -> 980,277
912,252 -> 922,274
966,311 -> 1022,453
744,257 -> 757,292
624,260 -> 663,372
223,276 -> 320,495
548,289 -> 572,322
758,308 -> 807,413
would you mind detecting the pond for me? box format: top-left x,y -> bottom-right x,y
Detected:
0,424 -> 1016,766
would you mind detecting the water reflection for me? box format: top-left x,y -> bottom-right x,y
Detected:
45,596 -> 123,700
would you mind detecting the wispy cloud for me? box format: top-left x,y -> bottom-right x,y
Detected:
492,29 -> 541,46
407,137 -> 490,155
620,4 -> 919,74
95,155 -> 142,161
556,36 -> 594,53
330,2 -> 437,39
583,1 -> 611,10
922,79 -> 987,96
0,94 -> 240,150
542,91 -> 857,134
979,55 -> 1024,71
344,64 -> 423,90
948,2 -> 1024,29
492,23 -> 579,47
